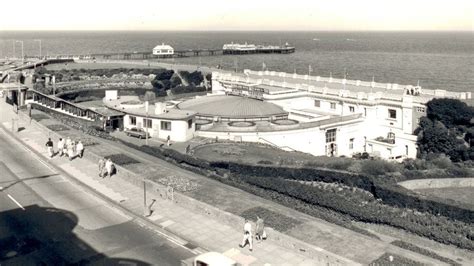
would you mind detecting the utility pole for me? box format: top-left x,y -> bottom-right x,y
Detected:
34,39 -> 42,58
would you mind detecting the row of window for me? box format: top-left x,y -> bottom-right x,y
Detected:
314,99 -> 401,120
314,100 -> 356,113
129,116 -> 193,131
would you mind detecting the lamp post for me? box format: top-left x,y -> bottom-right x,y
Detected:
145,101 -> 149,145
15,40 -> 24,64
34,39 -> 42,59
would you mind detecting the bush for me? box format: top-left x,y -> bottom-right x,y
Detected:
428,154 -> 453,169
360,159 -> 401,176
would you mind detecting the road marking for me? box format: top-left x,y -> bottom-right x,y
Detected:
7,194 -> 25,210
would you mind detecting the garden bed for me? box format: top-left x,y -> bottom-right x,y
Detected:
105,154 -> 140,166
369,253 -> 423,266
46,124 -> 70,132
240,206 -> 302,232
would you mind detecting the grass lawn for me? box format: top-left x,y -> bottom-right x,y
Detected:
415,187 -> 474,206
192,142 -> 318,166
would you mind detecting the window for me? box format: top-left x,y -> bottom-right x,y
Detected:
388,109 -> 397,119
330,102 -> 336,109
349,138 -> 354,149
314,100 -> 321,107
161,121 -> 171,131
326,128 -> 337,143
416,107 -> 426,113
188,119 -> 193,129
144,118 -> 152,128
349,106 -> 355,113
129,116 -> 136,125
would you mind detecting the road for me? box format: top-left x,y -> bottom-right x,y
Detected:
0,129 -> 195,265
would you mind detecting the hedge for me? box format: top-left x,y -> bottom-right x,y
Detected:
211,162 -> 474,224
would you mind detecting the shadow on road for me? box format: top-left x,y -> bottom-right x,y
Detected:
0,204 -> 151,265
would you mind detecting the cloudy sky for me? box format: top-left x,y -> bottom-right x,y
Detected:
1,0 -> 472,31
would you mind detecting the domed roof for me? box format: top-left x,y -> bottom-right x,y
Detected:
177,95 -> 286,119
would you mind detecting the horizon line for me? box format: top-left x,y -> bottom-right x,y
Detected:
1,29 -> 472,32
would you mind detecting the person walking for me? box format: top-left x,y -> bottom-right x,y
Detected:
57,138 -> 65,157
64,137 -> 72,158
76,141 -> 84,158
255,216 -> 266,242
67,140 -> 75,161
166,135 -> 171,146
45,138 -> 54,158
98,158 -> 105,178
105,158 -> 113,177
239,219 -> 253,251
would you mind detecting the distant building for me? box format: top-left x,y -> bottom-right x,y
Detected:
152,43 -> 174,57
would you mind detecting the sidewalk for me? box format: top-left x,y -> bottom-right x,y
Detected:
1,99 -> 463,265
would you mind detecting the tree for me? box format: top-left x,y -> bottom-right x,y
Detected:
143,91 -> 156,102
427,98 -> 474,127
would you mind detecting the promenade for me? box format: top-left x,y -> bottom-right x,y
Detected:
1,97 -> 470,265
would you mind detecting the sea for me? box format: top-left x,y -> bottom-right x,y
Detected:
0,31 -> 473,92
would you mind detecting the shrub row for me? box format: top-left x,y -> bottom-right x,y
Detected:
211,162 -> 474,224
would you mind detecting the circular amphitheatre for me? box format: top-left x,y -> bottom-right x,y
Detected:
176,95 -> 288,122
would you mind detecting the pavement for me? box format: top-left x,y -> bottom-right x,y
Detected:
1,97 -> 471,265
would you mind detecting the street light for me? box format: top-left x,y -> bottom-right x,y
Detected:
34,39 -> 42,59
15,40 -> 24,64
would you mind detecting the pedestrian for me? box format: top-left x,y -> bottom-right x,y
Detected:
67,141 -> 75,161
185,144 -> 191,154
76,141 -> 84,158
45,138 -> 54,158
239,219 -> 253,251
255,216 -> 266,242
98,157 -> 105,177
105,158 -> 114,177
57,138 -> 65,157
167,135 -> 171,146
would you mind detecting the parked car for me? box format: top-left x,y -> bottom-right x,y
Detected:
124,127 -> 150,139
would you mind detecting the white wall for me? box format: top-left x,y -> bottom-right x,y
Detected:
123,114 -> 194,142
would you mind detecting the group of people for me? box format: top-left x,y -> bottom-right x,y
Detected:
45,137 -> 84,160
98,157 -> 115,178
239,216 -> 266,252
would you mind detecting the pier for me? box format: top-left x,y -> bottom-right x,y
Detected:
23,44 -> 295,61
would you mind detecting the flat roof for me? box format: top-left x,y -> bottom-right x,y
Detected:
105,96 -> 196,120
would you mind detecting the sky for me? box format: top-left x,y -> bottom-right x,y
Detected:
1,0 -> 472,31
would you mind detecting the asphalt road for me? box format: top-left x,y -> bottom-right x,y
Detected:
0,130 -> 195,265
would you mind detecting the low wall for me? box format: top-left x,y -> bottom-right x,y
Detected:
399,178 -> 474,190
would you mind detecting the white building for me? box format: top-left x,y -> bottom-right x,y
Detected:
104,94 -> 195,142
152,43 -> 174,57
197,69 -> 471,160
